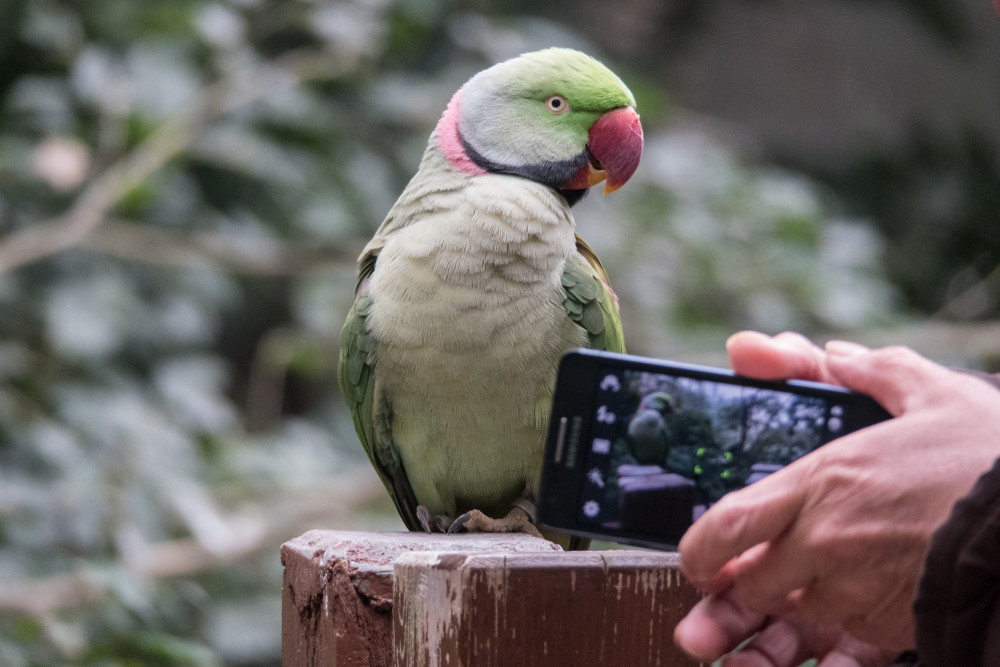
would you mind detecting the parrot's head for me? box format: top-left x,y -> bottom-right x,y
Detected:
639,392 -> 674,416
435,48 -> 643,204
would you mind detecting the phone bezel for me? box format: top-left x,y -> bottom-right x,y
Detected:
538,348 -> 892,550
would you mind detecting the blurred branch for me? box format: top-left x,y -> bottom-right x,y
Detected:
0,467 -> 389,618
83,219 -> 361,275
0,49 -> 359,275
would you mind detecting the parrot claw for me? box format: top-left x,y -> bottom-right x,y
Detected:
447,505 -> 544,539
416,505 -> 434,533
416,505 -> 456,533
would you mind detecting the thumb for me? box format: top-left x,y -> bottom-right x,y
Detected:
726,331 -> 833,383
824,343 -> 956,416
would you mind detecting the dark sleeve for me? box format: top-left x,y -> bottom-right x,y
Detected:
913,454 -> 1000,665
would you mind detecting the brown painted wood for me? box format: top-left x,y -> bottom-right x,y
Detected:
280,530 -> 561,666
393,550 -> 705,667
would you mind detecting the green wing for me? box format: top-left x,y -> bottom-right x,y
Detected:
562,234 -> 626,353
338,256 -> 422,531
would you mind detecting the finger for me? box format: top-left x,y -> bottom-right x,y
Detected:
824,343 -> 961,416
673,590 -> 767,661
823,632 -> 897,667
815,635 -> 890,667
726,331 -> 833,382
816,654 -> 864,667
792,564 -> 901,633
729,536 -> 816,615
734,619 -> 803,666
720,651 -> 780,667
678,466 -> 807,590
730,618 -> 888,667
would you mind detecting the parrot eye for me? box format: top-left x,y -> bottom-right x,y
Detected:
545,94 -> 570,115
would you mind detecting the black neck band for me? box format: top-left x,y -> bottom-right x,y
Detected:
458,132 -> 590,207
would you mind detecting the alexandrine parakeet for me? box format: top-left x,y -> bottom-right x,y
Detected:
338,48 -> 643,543
626,392 -> 675,465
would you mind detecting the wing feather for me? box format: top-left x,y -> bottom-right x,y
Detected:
563,234 -> 626,354
338,257 -> 422,530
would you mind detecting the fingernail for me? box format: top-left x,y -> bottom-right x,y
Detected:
825,340 -> 869,357
672,616 -> 718,662
725,330 -> 767,351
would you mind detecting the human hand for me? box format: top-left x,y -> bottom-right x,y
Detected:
674,331 -> 1000,663
676,592 -> 891,666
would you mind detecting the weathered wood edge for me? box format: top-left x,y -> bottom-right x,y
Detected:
392,549 -> 704,667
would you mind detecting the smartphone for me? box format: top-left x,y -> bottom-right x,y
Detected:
538,348 -> 892,550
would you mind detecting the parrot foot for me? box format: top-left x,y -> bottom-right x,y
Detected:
416,505 -> 455,533
446,500 -> 544,539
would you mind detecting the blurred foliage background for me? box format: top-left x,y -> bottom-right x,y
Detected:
0,0 -> 997,664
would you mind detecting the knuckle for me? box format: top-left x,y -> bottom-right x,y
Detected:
708,495 -> 757,543
869,344 -> 919,369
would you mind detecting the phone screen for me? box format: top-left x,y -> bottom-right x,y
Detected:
573,365 -> 853,542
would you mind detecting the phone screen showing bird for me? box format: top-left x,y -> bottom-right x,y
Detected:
573,367 -> 854,544
540,350 -> 891,549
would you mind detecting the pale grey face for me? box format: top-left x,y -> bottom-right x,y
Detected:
455,49 -> 636,192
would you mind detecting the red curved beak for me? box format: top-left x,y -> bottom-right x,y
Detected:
563,107 -> 643,194
590,107 -> 643,193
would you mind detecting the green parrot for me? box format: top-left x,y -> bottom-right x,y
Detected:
338,48 -> 643,543
626,392 -> 675,465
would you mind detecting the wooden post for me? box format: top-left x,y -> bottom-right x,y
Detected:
393,550 -> 705,667
280,530 -> 561,666
281,530 -> 703,666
